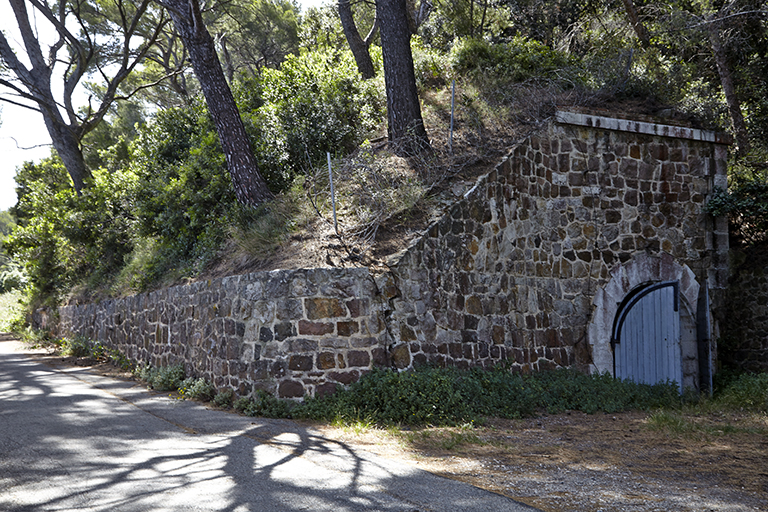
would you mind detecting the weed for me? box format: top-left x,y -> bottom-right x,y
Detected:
294,366 -> 682,427
213,389 -> 235,408
179,377 -> 215,401
135,363 -> 186,392
233,390 -> 293,418
61,335 -> 93,358
714,372 -> 768,412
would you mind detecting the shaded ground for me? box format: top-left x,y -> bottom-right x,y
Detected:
19,342 -> 767,512
316,411 -> 768,512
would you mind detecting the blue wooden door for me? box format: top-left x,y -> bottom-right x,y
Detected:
612,282 -> 682,391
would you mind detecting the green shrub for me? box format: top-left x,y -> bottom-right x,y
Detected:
450,37 -> 576,83
706,172 -> 768,246
295,366 -> 681,427
213,388 -> 236,408
136,363 -> 186,392
61,335 -> 93,358
250,47 -> 384,187
179,377 -> 216,401
714,372 -> 768,412
233,390 -> 293,418
7,158 -> 137,305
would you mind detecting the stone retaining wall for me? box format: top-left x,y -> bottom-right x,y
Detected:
719,246 -> 768,372
59,269 -> 387,398
382,112 -> 729,377
59,111 -> 732,397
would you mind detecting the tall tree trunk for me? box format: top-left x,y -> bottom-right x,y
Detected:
620,0 -> 651,48
709,22 -> 751,157
338,0 -> 376,79
163,0 -> 273,207
378,0 -> 429,151
44,114 -> 91,192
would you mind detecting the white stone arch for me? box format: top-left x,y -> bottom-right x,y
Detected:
588,253 -> 700,378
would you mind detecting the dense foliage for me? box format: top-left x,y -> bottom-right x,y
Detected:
8,47 -> 383,304
4,0 -> 767,312
295,366 -> 682,425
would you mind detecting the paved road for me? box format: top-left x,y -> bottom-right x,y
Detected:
0,339 -> 538,511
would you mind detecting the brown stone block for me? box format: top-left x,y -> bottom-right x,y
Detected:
278,380 -> 305,398
371,347 -> 389,367
336,321 -> 360,336
348,350 -> 370,368
305,298 -> 346,320
317,352 -> 336,370
329,370 -> 360,385
289,354 -> 313,371
391,344 -> 411,369
299,320 -> 334,336
400,324 -> 417,341
315,382 -> 338,397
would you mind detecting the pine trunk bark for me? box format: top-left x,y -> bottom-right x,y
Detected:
377,0 -> 429,151
164,0 -> 273,207
338,0 -> 376,79
44,115 -> 91,193
709,23 -> 751,157
620,0 -> 651,48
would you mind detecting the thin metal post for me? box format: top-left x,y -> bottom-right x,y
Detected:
450,79 -> 455,153
327,152 -> 338,235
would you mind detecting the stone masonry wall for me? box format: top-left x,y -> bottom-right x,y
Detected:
719,246 -> 768,372
382,112 -> 729,374
59,269 -> 387,398
59,112 -> 731,397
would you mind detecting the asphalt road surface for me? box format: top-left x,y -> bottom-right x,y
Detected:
0,339 -> 538,511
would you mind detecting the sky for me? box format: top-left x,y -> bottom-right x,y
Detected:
0,0 -> 330,212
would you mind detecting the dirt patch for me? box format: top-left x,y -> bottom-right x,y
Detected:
313,411 -> 768,512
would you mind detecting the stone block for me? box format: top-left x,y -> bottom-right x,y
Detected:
289,354 -> 313,371
305,298 -> 346,320
278,380 -> 305,398
329,370 -> 360,385
337,321 -> 359,337
391,344 -> 411,369
276,299 -> 303,321
299,320 -> 334,336
288,338 -> 318,352
317,352 -> 337,370
274,321 -> 296,341
347,350 -> 371,368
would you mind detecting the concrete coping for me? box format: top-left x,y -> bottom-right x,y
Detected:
555,110 -> 733,145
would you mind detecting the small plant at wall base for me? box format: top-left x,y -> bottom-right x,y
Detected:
178,377 -> 216,402
135,363 -> 186,392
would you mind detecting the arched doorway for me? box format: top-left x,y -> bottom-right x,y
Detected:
611,281 -> 683,391
588,253 -> 704,392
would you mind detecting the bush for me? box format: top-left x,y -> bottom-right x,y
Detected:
706,172 -> 768,246
295,366 -> 681,426
179,377 -> 216,402
233,390 -> 293,418
7,158 -> 137,305
136,363 -> 186,392
714,372 -> 768,412
250,48 -> 384,187
213,389 -> 236,408
450,37 -> 576,83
